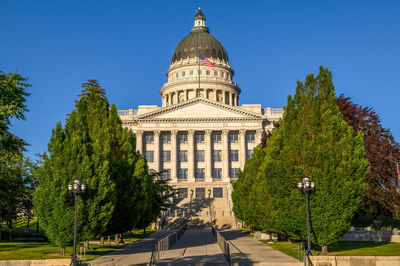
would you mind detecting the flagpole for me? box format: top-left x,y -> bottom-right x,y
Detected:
397,162 -> 400,188
198,54 -> 200,91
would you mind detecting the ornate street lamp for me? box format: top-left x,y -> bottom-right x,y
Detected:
297,177 -> 315,256
189,189 -> 194,216
68,179 -> 86,266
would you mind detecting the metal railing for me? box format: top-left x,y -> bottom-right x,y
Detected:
150,221 -> 188,265
211,226 -> 230,265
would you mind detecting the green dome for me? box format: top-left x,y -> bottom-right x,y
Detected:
171,9 -> 228,64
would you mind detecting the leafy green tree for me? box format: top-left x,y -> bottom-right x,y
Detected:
256,67 -> 367,254
0,71 -> 30,159
0,71 -> 30,241
34,80 -> 141,254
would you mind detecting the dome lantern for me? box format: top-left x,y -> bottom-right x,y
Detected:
194,7 -> 205,28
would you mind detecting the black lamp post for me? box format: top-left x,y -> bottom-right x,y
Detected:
297,177 -> 315,256
189,189 -> 194,216
68,179 -> 86,266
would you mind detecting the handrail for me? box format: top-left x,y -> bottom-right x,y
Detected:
211,226 -> 230,265
150,221 -> 188,265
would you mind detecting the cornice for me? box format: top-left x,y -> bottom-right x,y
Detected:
134,97 -> 264,120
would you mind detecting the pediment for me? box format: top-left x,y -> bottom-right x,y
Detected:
135,98 -> 263,120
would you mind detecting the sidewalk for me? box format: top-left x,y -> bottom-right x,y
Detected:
157,229 -> 227,265
220,230 -> 303,266
89,230 -> 175,265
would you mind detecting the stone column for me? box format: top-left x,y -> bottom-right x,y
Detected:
222,129 -> 229,181
205,130 -> 212,182
154,130 -> 161,172
171,130 -> 178,183
135,130 -> 143,155
188,130 -> 195,182
240,129 -> 246,169
214,90 -> 218,101
256,129 -> 264,145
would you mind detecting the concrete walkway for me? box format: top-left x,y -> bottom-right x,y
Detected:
157,229 -> 227,265
220,230 -> 303,266
89,230 -> 175,265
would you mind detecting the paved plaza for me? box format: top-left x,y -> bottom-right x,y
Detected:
89,227 -> 302,265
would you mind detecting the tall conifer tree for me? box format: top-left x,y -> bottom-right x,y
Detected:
34,80 -> 140,253
257,67 -> 367,253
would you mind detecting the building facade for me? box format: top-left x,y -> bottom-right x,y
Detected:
118,8 -> 283,225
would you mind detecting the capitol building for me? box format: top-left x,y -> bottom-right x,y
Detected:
118,8 -> 283,226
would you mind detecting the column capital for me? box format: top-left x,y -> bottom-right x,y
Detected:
154,130 -> 161,136
205,129 -> 212,135
188,129 -> 195,135
239,129 -> 246,134
222,129 -> 229,135
171,130 -> 178,135
135,130 -> 144,136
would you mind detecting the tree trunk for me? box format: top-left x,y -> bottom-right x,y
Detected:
84,240 -> 89,250
321,245 -> 328,255
0,223 -> 2,242
9,227 -> 12,242
27,216 -> 30,230
143,227 -> 146,234
119,233 -> 124,244
36,220 -> 39,235
114,233 -> 119,244
107,236 -> 111,245
60,246 -> 65,256
100,237 -> 104,245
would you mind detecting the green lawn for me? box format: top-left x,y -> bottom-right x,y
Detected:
0,242 -> 122,260
262,240 -> 400,259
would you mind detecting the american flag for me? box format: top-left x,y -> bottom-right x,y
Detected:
199,54 -> 215,67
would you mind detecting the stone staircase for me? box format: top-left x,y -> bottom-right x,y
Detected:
165,197 -> 238,229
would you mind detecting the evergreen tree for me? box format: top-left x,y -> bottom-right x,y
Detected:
257,67 -> 367,253
337,95 -> 400,217
34,80 -> 140,254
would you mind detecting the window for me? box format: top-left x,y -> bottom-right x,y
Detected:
230,168 -> 239,179
213,188 -> 223,198
212,150 -> 222,161
214,70 -> 218,76
195,168 -> 205,179
178,134 -> 188,143
212,168 -> 222,179
161,133 -> 171,143
229,133 -> 238,143
178,188 -> 188,198
190,70 -> 193,75
246,150 -> 254,160
178,169 -> 188,180
212,133 -> 221,143
195,150 -> 205,162
182,71 -> 186,77
161,151 -> 171,162
195,133 -> 204,143
229,150 -> 239,161
144,134 -> 154,144
176,73 -> 179,78
206,70 -> 210,75
144,151 -> 154,162
178,150 -> 188,162
196,188 -> 205,198
221,72 -> 224,78
246,133 -> 255,143
227,73 -> 230,79
161,169 -> 171,179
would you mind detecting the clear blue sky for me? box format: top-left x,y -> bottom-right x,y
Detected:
1,0 -> 399,159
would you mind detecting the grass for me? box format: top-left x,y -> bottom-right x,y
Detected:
0,242 -> 122,260
261,240 -> 400,258
0,220 -> 156,260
